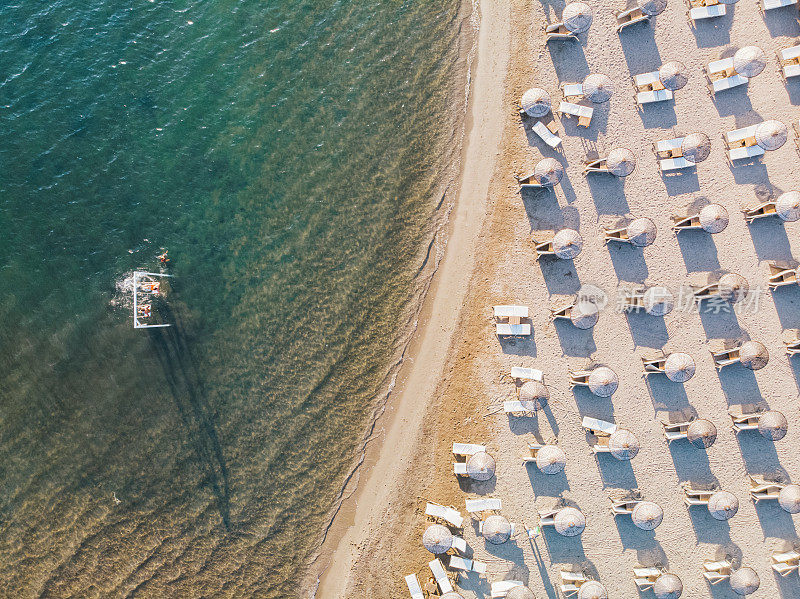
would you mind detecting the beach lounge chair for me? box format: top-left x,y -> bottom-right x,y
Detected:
557,101 -> 593,127
633,566 -> 663,590
772,550 -> 800,576
532,229 -> 583,260
425,502 -> 464,528
683,485 -> 715,506
672,204 -> 729,233
768,263 -> 799,289
633,71 -> 674,105
504,400 -> 539,416
531,120 -> 562,148
429,558 -> 454,594
688,0 -> 727,21
538,506 -> 560,527
615,6 -> 649,31
611,498 -> 641,515
779,45 -> 800,80
550,300 -> 599,330
561,570 -> 588,584
582,416 -> 617,437
491,581 -> 523,598
448,555 -> 487,574
653,137 -> 692,171
724,124 -> 766,161
729,409 -> 760,432
663,420 -> 693,442
762,0 -> 798,10
749,475 -> 785,502
405,574 -> 424,599
493,305 -> 531,336
453,443 -> 486,458
478,519 -> 515,538
583,148 -> 637,176
511,366 -> 543,382
785,330 -> 800,356
465,497 -> 502,517
705,57 -> 749,94
703,558 -> 732,584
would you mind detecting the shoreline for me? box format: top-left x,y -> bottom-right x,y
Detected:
307,1 -> 511,596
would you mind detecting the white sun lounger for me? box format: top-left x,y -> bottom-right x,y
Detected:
510,366 -> 543,381
764,0 -> 798,10
781,45 -> 800,61
728,145 -> 765,161
561,583 -> 581,596
429,559 -> 454,594
561,571 -> 588,583
616,6 -> 650,31
504,400 -> 540,415
785,63 -> 800,78
491,581 -> 523,598
454,463 -> 468,476
466,497 -> 502,513
405,574 -> 425,599
448,555 -> 487,574
451,536 -> 468,553
634,567 -> 662,578
558,101 -> 593,126
634,71 -> 660,87
655,137 -> 684,154
426,502 -> 464,528
660,157 -> 693,171
725,124 -> 758,146
561,82 -> 584,98
453,442 -> 486,457
582,416 -> 617,436
712,74 -> 748,93
774,550 -> 800,562
637,89 -> 673,104
690,4 -> 726,19
773,562 -> 799,576
532,121 -> 562,148
494,305 -> 528,319
780,46 -> 800,79
496,323 -> 531,335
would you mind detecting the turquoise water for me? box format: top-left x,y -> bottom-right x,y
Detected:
0,0 -> 465,596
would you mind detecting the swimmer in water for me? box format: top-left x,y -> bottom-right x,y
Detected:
157,250 -> 169,263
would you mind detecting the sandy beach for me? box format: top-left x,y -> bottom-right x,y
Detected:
313,0 -> 800,596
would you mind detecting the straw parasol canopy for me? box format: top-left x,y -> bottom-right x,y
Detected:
729,567 -> 760,595
483,515 -> 512,544
506,585 -> 537,599
570,301 -> 599,329
553,228 -> 584,259
627,217 -> 657,247
659,61 -> 689,91
654,573 -> 683,599
681,133 -> 711,164
643,287 -> 675,316
757,410 -> 787,441
632,501 -> 664,530
467,451 -> 496,481
577,580 -> 608,599
609,429 -> 640,460
606,147 -> 637,177
441,593 -> 466,599
521,88 -> 552,118
665,352 -> 696,383
687,419 -> 717,448
583,73 -> 614,103
537,445 -> 567,474
739,340 -> 768,370
755,120 -> 788,151
779,484 -> 800,513
562,1 -> 594,33
588,366 -> 619,397
641,0 -> 668,14
777,191 -> 800,222
708,490 -> 739,520
423,524 -> 453,554
699,204 -> 729,234
519,381 -> 549,410
733,46 -> 766,78
554,507 -> 586,536
534,158 -> 565,186
718,273 -> 749,303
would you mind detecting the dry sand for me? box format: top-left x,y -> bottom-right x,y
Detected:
315,0 -> 800,596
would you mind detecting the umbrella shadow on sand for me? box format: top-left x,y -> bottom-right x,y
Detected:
624,310 -> 670,349
745,216 -> 793,263
675,226 -> 722,273
552,318 -> 597,357
689,8 -> 733,48
763,7 -> 800,38
585,172 -> 630,216
606,242 -> 650,283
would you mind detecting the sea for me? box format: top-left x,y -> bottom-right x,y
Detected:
0,0 -> 470,596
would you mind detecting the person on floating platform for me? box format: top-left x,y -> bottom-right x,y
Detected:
157,250 -> 169,264
137,304 -> 152,317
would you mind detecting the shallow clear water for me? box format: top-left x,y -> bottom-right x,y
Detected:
0,0 -> 463,595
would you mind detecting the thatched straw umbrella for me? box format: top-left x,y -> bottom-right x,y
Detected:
606,147 -> 637,177
740,341 -> 768,370
583,73 -> 614,103
758,410 -> 787,441
687,419 -> 717,448
553,228 -> 584,259
777,191 -> 800,222
708,490 -> 739,520
659,61 -> 689,91
628,218 -> 657,247
441,593 -> 466,599
534,158 -> 565,186
536,445 -> 567,474
483,515 -> 512,544
466,451 -> 496,481
654,573 -> 683,599
729,567 -> 760,595
643,287 -> 675,316
733,46 -> 766,78
779,484 -> 800,513
609,429 -> 640,460
699,204 -> 729,233
519,381 -> 549,410
588,366 -> 619,397
681,133 -> 711,164
577,580 -> 608,599
718,273 -> 749,303
632,501 -> 664,530
506,585 -> 537,599
423,524 -> 453,554
755,120 -> 788,151
555,507 -> 586,536
521,88 -> 552,118
562,1 -> 594,33
570,301 -> 599,329
665,352 -> 696,382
